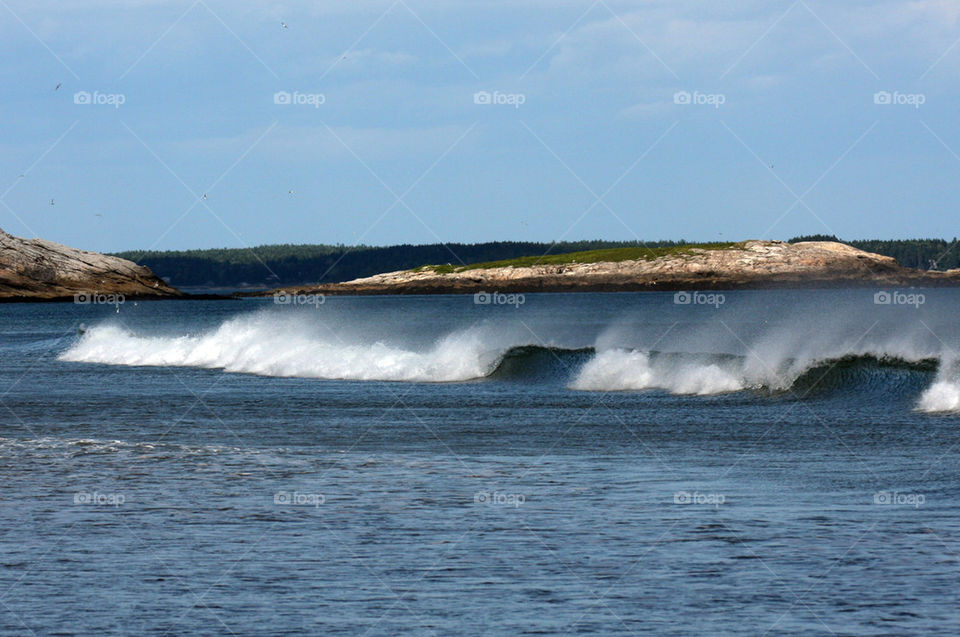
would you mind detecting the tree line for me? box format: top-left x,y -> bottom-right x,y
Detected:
112,237 -> 960,289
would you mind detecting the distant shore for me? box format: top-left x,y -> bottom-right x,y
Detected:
251,240 -> 960,298
6,233 -> 960,302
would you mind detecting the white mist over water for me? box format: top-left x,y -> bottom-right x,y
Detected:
573,311 -> 951,400
57,299 -> 960,410
917,355 -> 960,412
59,312 -> 512,382
570,350 -> 746,395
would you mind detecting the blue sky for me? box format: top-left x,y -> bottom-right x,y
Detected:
1,0 -> 959,252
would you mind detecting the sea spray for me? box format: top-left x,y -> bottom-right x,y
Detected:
569,349 -> 746,395
917,355 -> 960,412
59,312 -> 511,382
58,301 -> 955,402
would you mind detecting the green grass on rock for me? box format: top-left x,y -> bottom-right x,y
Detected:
410,242 -> 743,274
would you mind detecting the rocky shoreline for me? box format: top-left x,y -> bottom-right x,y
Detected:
4,235 -> 957,302
0,228 -> 182,301
257,241 -> 960,297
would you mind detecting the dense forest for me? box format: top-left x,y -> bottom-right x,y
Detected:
113,241 -> 659,289
113,237 -> 960,290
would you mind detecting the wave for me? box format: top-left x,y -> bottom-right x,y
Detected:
59,316 -> 506,382
488,345 -> 594,382
916,357 -> 960,413
57,311 -> 958,410
571,349 -> 938,397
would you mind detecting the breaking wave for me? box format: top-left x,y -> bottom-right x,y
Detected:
570,350 -> 938,397
59,315 -> 506,382
57,310 -> 959,410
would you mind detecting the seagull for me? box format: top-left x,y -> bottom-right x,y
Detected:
49,198 -> 55,206
281,21 -> 288,29
55,83 -> 61,91
202,193 -> 208,200
287,189 -> 294,195
94,213 -> 103,218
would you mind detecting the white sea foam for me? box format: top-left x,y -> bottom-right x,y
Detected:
916,380 -> 960,412
571,332 -> 944,397
59,307 -> 958,404
569,350 -> 747,395
916,356 -> 960,412
59,314 -> 506,382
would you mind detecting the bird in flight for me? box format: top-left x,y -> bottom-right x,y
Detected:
281,21 -> 288,29
288,189 -> 294,195
55,83 -> 61,91
49,198 -> 55,206
202,194 -> 208,200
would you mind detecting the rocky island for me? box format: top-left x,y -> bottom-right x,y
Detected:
0,228 -> 181,301
261,240 -> 960,297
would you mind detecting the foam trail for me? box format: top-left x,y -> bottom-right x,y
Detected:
570,350 -> 747,395
59,315 -> 506,382
571,336 -> 944,397
580,303 -> 947,398
917,356 -> 960,412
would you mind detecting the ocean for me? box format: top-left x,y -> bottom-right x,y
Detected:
2,289 -> 959,635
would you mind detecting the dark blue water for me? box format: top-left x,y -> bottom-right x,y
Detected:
2,290 -> 959,635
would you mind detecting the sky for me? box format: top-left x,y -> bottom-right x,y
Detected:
1,0 -> 960,253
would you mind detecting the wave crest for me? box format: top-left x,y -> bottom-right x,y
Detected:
59,317 -> 504,382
